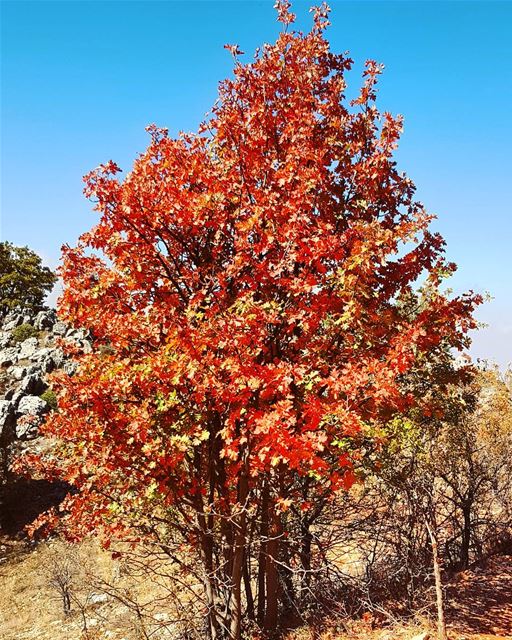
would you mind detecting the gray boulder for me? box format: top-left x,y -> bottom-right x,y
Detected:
29,347 -> 53,363
89,593 -> 109,605
52,321 -> 68,337
16,395 -> 49,439
30,347 -> 54,368
17,395 -> 49,417
0,400 -> 15,441
20,373 -> 48,396
0,308 -> 85,442
0,346 -> 20,368
66,327 -> 90,342
48,348 -> 65,369
63,360 -> 78,376
31,347 -> 65,374
19,337 -> 39,359
15,417 -> 40,440
9,390 -> 26,409
2,311 -> 17,324
0,331 -> 10,349
9,365 -> 27,381
34,309 -> 56,331
80,340 -> 92,354
3,388 -> 15,401
41,357 -> 55,374
3,314 -> 23,331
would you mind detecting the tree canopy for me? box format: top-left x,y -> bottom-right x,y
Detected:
0,241 -> 56,316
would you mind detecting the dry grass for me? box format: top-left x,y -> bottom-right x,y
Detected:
1,537 -> 511,640
1,539 -> 107,640
0,537 -> 184,640
284,622 -> 512,640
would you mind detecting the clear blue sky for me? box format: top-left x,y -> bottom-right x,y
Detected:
1,1 -> 511,366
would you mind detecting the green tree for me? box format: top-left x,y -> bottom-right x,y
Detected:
0,241 -> 57,316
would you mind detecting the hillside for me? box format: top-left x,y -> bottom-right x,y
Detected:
1,537 -> 511,639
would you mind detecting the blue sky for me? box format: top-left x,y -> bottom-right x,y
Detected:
1,1 -> 511,366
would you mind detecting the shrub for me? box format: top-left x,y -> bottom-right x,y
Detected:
40,389 -> 58,411
11,323 -> 39,343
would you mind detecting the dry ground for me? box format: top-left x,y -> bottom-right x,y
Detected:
1,477 -> 511,640
1,532 -> 511,640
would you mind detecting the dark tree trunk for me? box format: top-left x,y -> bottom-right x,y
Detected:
279,535 -> 295,618
299,520 -> 312,605
243,550 -> 255,621
263,505 -> 281,633
460,502 -> 472,569
257,482 -> 269,626
228,470 -> 249,640
63,591 -> 71,616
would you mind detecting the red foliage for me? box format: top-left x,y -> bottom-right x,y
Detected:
24,2 -> 479,548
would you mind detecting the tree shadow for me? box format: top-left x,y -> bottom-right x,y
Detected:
446,555 -> 512,635
0,476 -> 69,537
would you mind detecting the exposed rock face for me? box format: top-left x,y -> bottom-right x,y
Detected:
0,347 -> 20,368
16,396 -> 50,439
34,309 -> 57,331
0,307 -> 89,448
0,400 -> 15,442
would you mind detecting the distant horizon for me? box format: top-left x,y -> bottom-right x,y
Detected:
2,0 -> 511,367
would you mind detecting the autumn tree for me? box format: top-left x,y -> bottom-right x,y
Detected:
24,2 -> 480,638
323,360 -> 512,633
431,366 -> 512,568
0,241 -> 57,316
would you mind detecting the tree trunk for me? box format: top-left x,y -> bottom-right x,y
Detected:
243,550 -> 255,621
299,520 -> 312,606
228,471 -> 248,640
460,502 -> 471,569
257,482 -> 269,626
279,534 -> 295,618
200,528 -> 221,640
63,591 -> 71,616
426,520 -> 447,640
263,504 -> 281,633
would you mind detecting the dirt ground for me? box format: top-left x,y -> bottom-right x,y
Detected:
445,555 -> 512,638
1,539 -> 511,640
1,482 -> 511,640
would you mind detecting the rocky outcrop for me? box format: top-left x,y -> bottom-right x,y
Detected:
0,400 -> 15,442
0,308 -> 88,446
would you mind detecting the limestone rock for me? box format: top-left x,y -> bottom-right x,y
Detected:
0,346 -> 20,368
41,357 -> 55,374
9,366 -> 28,381
20,373 -> 47,396
3,315 -> 23,331
52,321 -> 68,336
34,309 -> 56,331
30,347 -> 54,365
15,416 -> 40,440
89,593 -> 109,605
80,340 -> 93,354
17,395 -> 49,417
1,307 -> 89,441
64,360 -> 78,376
0,332 -> 10,349
18,337 -> 39,359
0,400 -> 15,440
48,348 -> 65,369
9,390 -> 26,409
